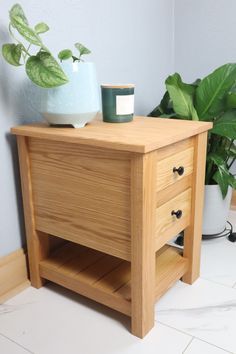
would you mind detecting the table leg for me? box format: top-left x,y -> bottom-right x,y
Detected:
17,136 -> 49,288
131,152 -> 156,338
182,132 -> 208,284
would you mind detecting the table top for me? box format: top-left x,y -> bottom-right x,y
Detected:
11,116 -> 212,153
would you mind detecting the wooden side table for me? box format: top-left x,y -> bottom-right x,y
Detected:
12,117 -> 212,338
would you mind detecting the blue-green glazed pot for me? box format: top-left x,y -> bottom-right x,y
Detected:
101,84 -> 135,123
40,61 -> 100,128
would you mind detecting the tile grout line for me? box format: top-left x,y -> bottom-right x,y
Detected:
232,281 -> 236,288
182,337 -> 194,354
199,276 -> 236,291
155,320 -> 193,339
0,332 -> 34,354
156,320 -> 234,354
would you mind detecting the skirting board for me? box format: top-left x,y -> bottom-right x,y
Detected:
0,248 -> 30,303
231,190 -> 236,210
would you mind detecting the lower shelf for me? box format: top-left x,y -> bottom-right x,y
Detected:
39,243 -> 188,316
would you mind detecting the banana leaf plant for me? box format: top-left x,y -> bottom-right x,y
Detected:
1,3 -> 91,88
148,64 -> 236,198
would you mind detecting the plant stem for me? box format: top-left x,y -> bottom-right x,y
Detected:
9,24 -> 51,59
228,157 -> 236,169
22,43 -> 31,63
41,44 -> 51,54
9,24 -> 31,57
72,55 -> 80,62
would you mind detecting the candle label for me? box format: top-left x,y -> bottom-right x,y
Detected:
116,95 -> 134,115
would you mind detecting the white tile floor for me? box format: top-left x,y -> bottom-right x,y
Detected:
1,212 -> 236,354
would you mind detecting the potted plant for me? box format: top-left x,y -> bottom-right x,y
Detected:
1,3 -> 100,128
149,64 -> 236,236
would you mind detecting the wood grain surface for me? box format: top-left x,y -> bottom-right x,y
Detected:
29,138 -> 131,260
11,116 -> 212,153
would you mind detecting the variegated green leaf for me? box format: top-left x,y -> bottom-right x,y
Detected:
35,22 -> 49,34
58,49 -> 72,61
2,43 -> 22,66
26,51 -> 68,88
75,42 -> 91,56
10,15 -> 42,46
9,3 -> 28,25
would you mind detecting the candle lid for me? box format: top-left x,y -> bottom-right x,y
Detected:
101,84 -> 135,89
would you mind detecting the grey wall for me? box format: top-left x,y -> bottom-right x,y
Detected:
174,0 -> 236,174
0,0 -> 175,257
175,0 -> 236,81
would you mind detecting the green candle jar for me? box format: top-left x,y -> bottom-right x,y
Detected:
101,84 -> 135,123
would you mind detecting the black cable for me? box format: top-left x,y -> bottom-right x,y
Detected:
175,221 -> 236,246
202,221 -> 233,240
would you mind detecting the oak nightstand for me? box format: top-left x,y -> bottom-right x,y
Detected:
12,117 -> 212,338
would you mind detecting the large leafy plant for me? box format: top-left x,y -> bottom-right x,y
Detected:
1,4 -> 91,88
148,64 -> 236,198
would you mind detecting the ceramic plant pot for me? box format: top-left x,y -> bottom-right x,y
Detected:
202,184 -> 232,235
40,61 -> 100,128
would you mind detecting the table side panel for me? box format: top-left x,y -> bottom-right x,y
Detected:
28,138 -> 131,260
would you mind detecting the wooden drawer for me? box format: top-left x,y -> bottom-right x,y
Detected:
156,140 -> 194,192
155,188 -> 192,250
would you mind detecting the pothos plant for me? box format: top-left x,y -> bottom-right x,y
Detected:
1,3 -> 91,88
148,63 -> 236,198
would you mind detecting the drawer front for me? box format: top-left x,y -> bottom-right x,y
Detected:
156,144 -> 194,192
155,189 -> 192,250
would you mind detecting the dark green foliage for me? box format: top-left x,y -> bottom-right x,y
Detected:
148,64 -> 236,198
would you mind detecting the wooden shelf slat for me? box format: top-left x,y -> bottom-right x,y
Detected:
39,243 -> 188,316
73,254 -> 122,285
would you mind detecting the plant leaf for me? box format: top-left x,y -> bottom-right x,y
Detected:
221,138 -> 236,159
58,49 -> 72,61
228,143 -> 236,158
211,110 -> 236,139
9,3 -> 28,25
228,173 -> 236,189
208,152 -> 233,198
10,15 -> 42,46
26,51 -> 69,88
192,78 -> 201,87
165,73 -> 199,120
207,152 -> 228,170
147,105 -> 162,117
213,170 -> 229,198
159,113 -> 177,118
2,43 -> 22,66
213,170 -> 236,197
148,91 -> 173,117
226,91 -> 236,109
75,42 -> 91,56
35,22 -> 49,34
160,91 -> 172,111
195,63 -> 236,120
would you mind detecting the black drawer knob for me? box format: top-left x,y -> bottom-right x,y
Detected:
173,166 -> 185,176
171,209 -> 183,219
